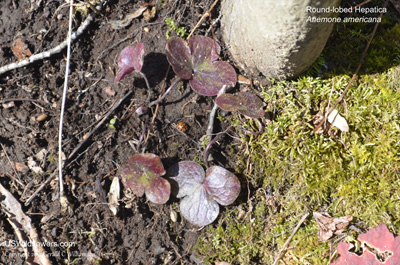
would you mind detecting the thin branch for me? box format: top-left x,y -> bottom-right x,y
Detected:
136,120 -> 147,153
0,98 -> 50,106
66,90 -> 134,164
148,77 -> 182,107
25,172 -> 57,206
313,0 -> 389,133
187,0 -> 220,39
272,212 -> 309,265
0,11 -> 94,75
58,0 -> 74,214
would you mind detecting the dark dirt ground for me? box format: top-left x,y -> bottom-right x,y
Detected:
0,0 -> 247,264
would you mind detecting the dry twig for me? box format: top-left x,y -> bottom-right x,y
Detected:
0,13 -> 94,75
272,212 -> 309,265
187,0 -> 220,39
58,0 -> 74,214
66,90 -> 134,164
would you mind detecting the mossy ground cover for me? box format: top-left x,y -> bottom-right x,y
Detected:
194,8 -> 400,265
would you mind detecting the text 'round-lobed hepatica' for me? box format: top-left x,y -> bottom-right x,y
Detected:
165,35 -> 237,96
114,43 -> 145,83
119,153 -> 171,204
167,161 -> 240,226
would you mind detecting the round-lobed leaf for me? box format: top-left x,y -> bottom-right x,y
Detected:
119,153 -> 170,204
179,186 -> 219,226
188,35 -> 221,68
165,37 -> 193,80
215,93 -> 241,112
145,177 -> 171,204
115,43 -> 145,83
190,61 -> 237,96
168,161 -> 240,226
166,35 -> 237,96
204,166 -> 241,206
216,92 -> 265,118
168,161 -> 205,198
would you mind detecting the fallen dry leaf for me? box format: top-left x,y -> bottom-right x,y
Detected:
109,5 -> 149,29
327,109 -> 349,132
313,212 -> 353,241
11,38 -> 32,60
108,177 -> 120,216
331,223 -> 400,265
0,183 -> 51,265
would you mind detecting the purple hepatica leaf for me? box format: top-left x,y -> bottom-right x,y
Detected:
166,35 -> 237,97
165,37 -> 192,80
188,35 -> 221,67
119,153 -> 170,204
115,43 -> 145,83
168,161 -> 240,226
216,92 -> 265,119
204,166 -> 241,206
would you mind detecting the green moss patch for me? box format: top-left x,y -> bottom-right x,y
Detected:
195,11 -> 400,264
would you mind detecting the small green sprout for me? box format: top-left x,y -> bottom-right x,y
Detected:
165,17 -> 188,39
109,116 -> 117,129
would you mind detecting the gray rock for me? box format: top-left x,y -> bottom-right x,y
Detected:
221,0 -> 341,80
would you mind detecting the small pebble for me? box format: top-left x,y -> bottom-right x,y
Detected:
36,113 -> 47,122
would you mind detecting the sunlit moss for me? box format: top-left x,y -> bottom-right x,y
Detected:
195,9 -> 400,264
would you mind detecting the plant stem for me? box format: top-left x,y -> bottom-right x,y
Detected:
139,71 -> 152,103
136,120 -> 147,153
203,126 -> 232,168
203,85 -> 227,167
243,119 -> 263,136
206,85 -> 227,137
148,77 -> 182,107
203,133 -> 221,168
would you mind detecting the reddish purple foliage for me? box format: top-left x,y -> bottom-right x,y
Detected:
165,36 -> 237,96
331,223 -> 400,265
115,43 -> 145,83
167,161 -> 240,226
119,153 -> 170,204
216,92 -> 265,119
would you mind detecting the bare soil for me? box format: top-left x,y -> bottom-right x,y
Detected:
0,1 -> 242,264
